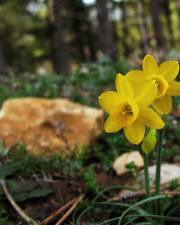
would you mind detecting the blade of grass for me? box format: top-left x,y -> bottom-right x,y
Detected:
131,207 -> 158,225
129,214 -> 180,221
118,195 -> 166,225
135,223 -> 153,225
93,201 -> 129,207
95,216 -> 120,225
92,185 -> 138,202
76,206 -> 94,225
167,205 -> 180,216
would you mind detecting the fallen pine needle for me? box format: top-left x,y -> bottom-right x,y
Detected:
38,196 -> 79,225
55,195 -> 84,225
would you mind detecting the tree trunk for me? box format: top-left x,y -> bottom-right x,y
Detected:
136,0 -> 148,55
120,1 -> 131,56
70,0 -> 96,62
176,0 -> 180,43
0,43 -> 7,76
96,0 -> 116,59
52,0 -> 70,75
149,0 -> 164,51
162,0 -> 175,47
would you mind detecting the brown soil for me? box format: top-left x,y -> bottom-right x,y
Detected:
3,170 -> 131,225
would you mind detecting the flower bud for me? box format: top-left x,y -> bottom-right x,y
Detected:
141,128 -> 157,154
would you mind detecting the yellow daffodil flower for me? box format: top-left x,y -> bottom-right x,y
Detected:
98,74 -> 164,144
126,54 -> 180,114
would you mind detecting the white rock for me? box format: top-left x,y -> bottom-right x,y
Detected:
138,163 -> 180,186
113,151 -> 144,176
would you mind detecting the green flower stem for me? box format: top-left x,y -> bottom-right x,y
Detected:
144,152 -> 150,197
155,129 -> 163,195
155,128 -> 164,214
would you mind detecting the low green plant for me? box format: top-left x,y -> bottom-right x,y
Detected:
90,132 -> 131,171
169,179 -> 180,191
69,186 -> 180,225
0,57 -> 131,107
126,161 -> 139,177
0,142 -> 89,178
0,208 -> 12,225
83,167 -> 101,194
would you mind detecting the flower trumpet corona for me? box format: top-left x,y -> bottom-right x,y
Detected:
126,54 -> 180,114
98,74 -> 164,144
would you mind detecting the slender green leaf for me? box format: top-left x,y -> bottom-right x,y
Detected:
0,163 -> 18,179
118,195 -> 166,225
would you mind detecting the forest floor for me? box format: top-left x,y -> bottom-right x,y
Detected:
0,68 -> 180,224
0,109 -> 180,225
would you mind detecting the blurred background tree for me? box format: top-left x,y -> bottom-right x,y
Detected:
0,0 -> 180,76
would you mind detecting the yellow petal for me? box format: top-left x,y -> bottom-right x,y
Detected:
153,95 -> 172,114
126,70 -> 146,82
98,91 -> 121,113
134,81 -> 158,107
124,119 -> 145,144
143,54 -> 159,76
104,115 -> 122,133
115,73 -> 133,99
159,61 -> 179,82
140,108 -> 164,129
167,81 -> 180,96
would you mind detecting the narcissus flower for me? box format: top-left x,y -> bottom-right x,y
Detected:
98,74 -> 164,144
126,54 -> 180,114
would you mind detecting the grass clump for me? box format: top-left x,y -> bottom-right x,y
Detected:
83,167 -> 101,194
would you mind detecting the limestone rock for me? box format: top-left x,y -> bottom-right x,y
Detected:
138,163 -> 180,186
113,151 -> 144,176
0,98 -> 104,156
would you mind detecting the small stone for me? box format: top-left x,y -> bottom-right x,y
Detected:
113,151 -> 144,176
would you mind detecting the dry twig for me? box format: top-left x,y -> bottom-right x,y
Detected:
0,179 -> 37,225
109,189 -> 180,202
